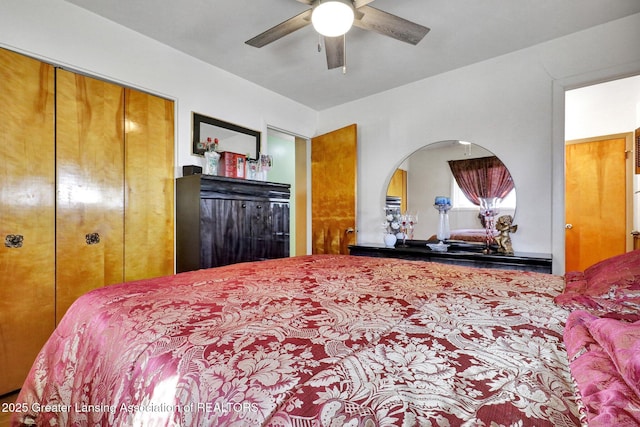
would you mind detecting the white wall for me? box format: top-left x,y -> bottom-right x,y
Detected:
0,0 -> 318,176
317,13 -> 640,274
566,75 -> 640,141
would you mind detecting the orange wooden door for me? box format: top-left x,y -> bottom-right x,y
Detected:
124,88 -> 175,281
311,124 -> 357,254
565,136 -> 627,272
56,69 -> 125,323
0,48 -> 56,394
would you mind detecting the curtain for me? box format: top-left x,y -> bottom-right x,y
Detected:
447,156 -> 514,206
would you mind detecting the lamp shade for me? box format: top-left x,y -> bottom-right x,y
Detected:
311,0 -> 355,37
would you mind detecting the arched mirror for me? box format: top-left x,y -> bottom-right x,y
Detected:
386,140 -> 517,243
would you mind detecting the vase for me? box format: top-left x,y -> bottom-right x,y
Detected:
479,197 -> 501,253
203,151 -> 220,175
384,233 -> 397,248
434,203 -> 452,241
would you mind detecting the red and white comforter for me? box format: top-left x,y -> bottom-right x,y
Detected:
13,255 -> 580,426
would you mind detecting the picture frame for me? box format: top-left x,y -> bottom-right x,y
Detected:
192,112 -> 261,159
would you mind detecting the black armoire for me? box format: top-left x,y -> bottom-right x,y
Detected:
176,174 -> 290,272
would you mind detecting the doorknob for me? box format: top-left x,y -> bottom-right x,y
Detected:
345,227 -> 355,234
565,224 -> 573,229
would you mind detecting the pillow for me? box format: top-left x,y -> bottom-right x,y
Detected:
564,311 -> 640,426
554,292 -> 640,320
555,251 -> 640,317
562,273 -> 588,294
576,250 -> 640,299
588,316 -> 640,397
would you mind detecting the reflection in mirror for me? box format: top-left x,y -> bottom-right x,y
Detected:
386,141 -> 516,242
192,112 -> 261,158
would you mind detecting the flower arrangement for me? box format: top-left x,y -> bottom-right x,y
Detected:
198,137 -> 218,152
384,207 -> 402,235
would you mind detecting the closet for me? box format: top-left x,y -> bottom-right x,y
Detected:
0,47 -> 174,395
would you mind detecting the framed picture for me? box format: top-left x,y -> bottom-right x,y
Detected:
192,112 -> 261,159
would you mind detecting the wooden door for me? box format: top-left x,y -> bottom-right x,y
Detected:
0,48 -> 55,394
311,124 -> 357,254
124,88 -> 174,281
565,136 -> 628,272
56,70 -> 125,323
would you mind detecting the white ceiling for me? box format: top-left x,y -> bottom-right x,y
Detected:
63,0 -> 640,110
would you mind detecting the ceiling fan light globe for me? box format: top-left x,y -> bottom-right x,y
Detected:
312,0 -> 355,37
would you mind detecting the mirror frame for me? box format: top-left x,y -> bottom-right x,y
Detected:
385,140 -> 517,243
192,112 -> 261,159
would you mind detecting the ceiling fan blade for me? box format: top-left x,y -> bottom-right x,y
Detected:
353,6 -> 430,45
324,35 -> 344,70
324,35 -> 345,70
293,0 -> 314,4
245,9 -> 312,48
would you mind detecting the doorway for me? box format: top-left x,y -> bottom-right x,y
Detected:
564,75 -> 640,272
266,128 -> 310,256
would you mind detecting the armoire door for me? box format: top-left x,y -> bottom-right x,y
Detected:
124,88 -> 175,281
246,200 -> 268,262
55,69 -> 125,323
260,202 -> 290,260
0,48 -> 56,395
201,198 -> 251,267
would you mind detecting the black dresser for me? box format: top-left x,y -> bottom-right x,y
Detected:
349,240 -> 552,273
176,175 -> 290,272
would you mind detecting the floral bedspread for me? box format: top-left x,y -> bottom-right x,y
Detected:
13,255 -> 580,426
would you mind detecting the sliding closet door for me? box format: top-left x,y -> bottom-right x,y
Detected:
55,70 -> 125,323
0,48 -> 55,394
124,88 -> 175,280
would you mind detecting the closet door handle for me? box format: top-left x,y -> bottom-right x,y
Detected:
5,234 -> 24,248
85,233 -> 100,245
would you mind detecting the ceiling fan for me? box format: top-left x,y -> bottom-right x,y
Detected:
245,0 -> 430,71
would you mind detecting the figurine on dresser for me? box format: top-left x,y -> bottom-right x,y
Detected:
494,215 -> 517,254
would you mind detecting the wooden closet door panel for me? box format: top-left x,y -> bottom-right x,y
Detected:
0,48 -> 55,394
124,89 -> 174,281
56,70 -> 125,323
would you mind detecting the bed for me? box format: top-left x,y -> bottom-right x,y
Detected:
13,254 -> 582,426
428,228 -> 492,243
